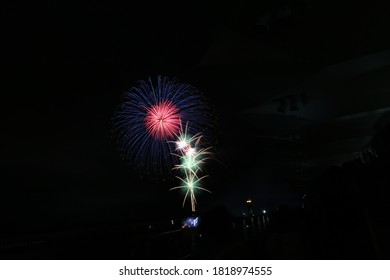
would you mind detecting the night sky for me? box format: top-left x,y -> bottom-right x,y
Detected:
3,1 -> 390,236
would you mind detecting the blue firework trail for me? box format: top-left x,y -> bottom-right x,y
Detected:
112,76 -> 212,176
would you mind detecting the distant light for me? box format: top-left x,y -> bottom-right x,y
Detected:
242,212 -> 246,216
148,225 -> 152,229
171,219 -> 174,225
262,210 -> 267,214
246,199 -> 252,204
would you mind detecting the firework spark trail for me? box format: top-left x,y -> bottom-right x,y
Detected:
169,123 -> 212,212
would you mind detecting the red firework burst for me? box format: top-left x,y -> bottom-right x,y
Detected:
144,100 -> 181,140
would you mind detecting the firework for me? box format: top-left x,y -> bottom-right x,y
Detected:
112,76 -> 211,175
144,100 -> 181,140
170,123 -> 212,212
170,171 -> 211,212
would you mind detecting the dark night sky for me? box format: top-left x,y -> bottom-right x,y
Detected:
3,0 -> 390,235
